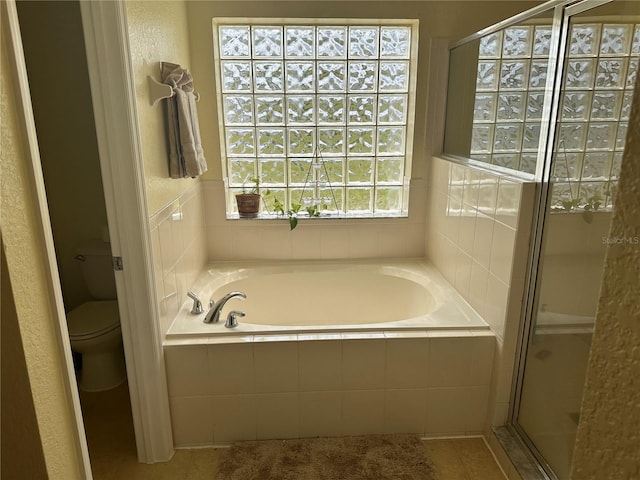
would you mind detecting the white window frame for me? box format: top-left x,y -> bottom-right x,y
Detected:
212,18 -> 419,219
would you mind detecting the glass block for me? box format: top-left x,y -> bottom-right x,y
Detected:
562,91 -> 591,120
565,59 -> 595,89
348,62 -> 378,92
605,181 -> 616,208
285,62 -> 314,92
320,187 -> 343,212
520,154 -> 537,175
380,27 -> 411,58
257,128 -> 285,156
290,188 -> 314,209
496,93 -> 525,121
526,93 -> 545,120
379,62 -> 409,91
347,158 -> 373,183
586,123 -> 615,151
595,58 -> 627,89
285,27 -> 314,57
500,61 -> 528,90
375,186 -> 402,212
259,157 -> 286,184
226,128 -> 255,155
346,187 -> 372,212
491,154 -> 519,170
229,159 -> 256,185
579,181 -> 608,206
569,24 -> 599,57
616,122 -> 628,150
289,158 -> 312,184
221,61 -> 252,92
318,128 -> 345,155
287,96 -> 315,124
600,24 -> 631,55
502,26 -> 532,57
523,123 -> 541,151
318,62 -> 346,91
626,58 -> 638,88
378,95 -> 407,124
471,124 -> 494,153
476,61 -> 499,90
479,32 -> 502,58
582,152 -> 612,180
317,27 -> 347,58
549,182 -> 579,211
349,27 -> 379,58
220,26 -> 250,58
552,152 -> 582,180
470,155 -> 491,165
557,123 -> 586,151
610,152 -> 623,179
377,127 -> 405,155
621,91 -> 634,120
348,95 -> 376,124
252,27 -> 283,57
223,95 -> 253,124
533,26 -> 552,57
254,62 -> 283,91
255,96 -> 284,125
317,95 -> 345,124
376,157 -> 404,183
262,188 -> 286,213
529,61 -> 548,89
590,92 -> 620,120
288,128 -> 315,156
348,127 -> 375,154
633,25 -> 640,54
473,93 -> 496,122
493,124 -> 522,152
322,158 -> 345,184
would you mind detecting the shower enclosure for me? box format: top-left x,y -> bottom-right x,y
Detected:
443,0 -> 638,478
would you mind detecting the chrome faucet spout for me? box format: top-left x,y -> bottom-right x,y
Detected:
204,291 -> 246,324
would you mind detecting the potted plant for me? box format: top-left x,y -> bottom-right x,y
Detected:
235,177 -> 261,218
266,192 -> 322,230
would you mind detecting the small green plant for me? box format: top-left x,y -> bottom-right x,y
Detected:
264,191 -> 322,230
241,177 -> 260,195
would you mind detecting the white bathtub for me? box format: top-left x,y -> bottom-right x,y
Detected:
166,258 -> 489,340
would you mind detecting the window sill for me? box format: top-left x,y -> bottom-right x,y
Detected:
226,211 -> 409,223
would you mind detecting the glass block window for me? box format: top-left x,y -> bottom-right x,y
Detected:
214,21 -> 417,217
550,22 -> 638,211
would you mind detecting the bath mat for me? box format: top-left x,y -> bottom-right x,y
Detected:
216,434 -> 437,480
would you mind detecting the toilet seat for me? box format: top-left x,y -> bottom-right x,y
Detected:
67,300 -> 120,339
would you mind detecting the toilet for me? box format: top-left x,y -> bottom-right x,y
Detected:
67,240 -> 126,392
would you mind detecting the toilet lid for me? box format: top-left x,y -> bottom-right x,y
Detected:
67,300 -> 120,338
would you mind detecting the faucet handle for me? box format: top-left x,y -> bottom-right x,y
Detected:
225,310 -> 245,328
187,291 -> 204,315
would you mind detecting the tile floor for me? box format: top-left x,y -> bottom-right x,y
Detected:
80,382 -> 506,479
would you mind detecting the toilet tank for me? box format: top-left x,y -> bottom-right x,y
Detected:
76,240 -> 117,299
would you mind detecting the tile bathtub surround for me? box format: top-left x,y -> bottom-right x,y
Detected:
164,332 -> 495,447
149,183 -> 208,336
425,156 -> 536,440
203,179 -> 427,261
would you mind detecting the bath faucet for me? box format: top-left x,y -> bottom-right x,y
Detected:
204,291 -> 246,324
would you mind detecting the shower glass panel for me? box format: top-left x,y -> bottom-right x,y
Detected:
514,2 -> 639,479
443,8 -> 556,176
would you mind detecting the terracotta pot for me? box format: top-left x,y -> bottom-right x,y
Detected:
235,193 -> 261,218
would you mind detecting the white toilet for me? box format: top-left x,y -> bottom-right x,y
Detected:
67,240 -> 126,392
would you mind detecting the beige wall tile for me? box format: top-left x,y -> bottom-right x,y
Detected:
342,390 -> 385,435
342,339 -> 386,390
427,337 -> 473,387
384,389 -> 428,434
298,340 -> 342,391
255,393 -> 299,440
212,394 -> 257,443
299,391 -> 342,438
385,338 -> 429,389
208,343 -> 254,394
165,346 -> 212,397
253,342 -> 299,393
169,396 -> 213,447
490,222 -> 516,285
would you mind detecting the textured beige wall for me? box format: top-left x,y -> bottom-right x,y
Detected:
570,76 -> 640,479
126,0 -> 200,216
16,0 -> 109,311
186,1 -> 539,182
1,18 -> 83,478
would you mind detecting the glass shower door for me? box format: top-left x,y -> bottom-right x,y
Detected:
514,1 -> 639,479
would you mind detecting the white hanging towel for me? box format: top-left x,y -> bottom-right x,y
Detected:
160,62 -> 207,178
